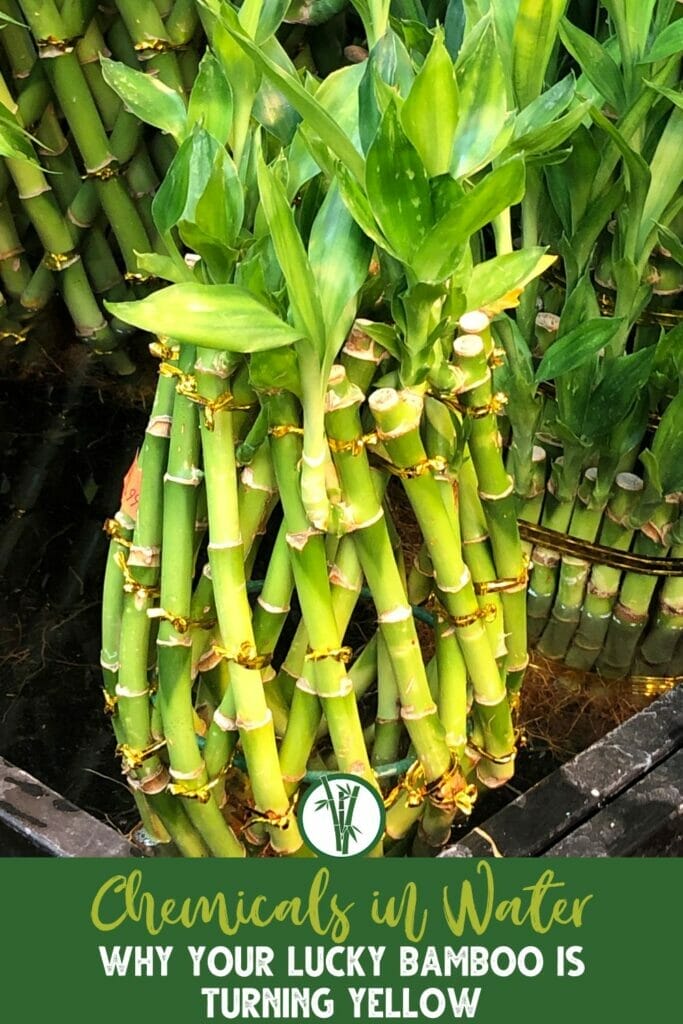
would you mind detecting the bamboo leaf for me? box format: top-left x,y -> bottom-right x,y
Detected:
534,318 -> 625,383
107,285 -> 303,351
638,108 -> 683,255
582,347 -> 656,439
508,99 -> 591,157
134,251 -> 194,284
644,79 -> 683,110
466,248 -> 556,313
413,158 -> 525,281
512,0 -> 568,109
216,2 -> 365,182
256,152 -> 325,354
336,161 -> 398,257
187,52 -> 232,146
640,19 -> 683,64
451,19 -> 508,177
513,74 -> 575,137
288,63 -> 365,194
400,28 -> 459,177
657,223 -> 683,267
308,181 -> 372,346
652,392 -> 683,493
365,99 -> 433,262
558,20 -> 626,113
100,57 -> 187,143
0,105 -> 41,166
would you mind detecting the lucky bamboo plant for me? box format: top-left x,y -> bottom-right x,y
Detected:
98,0 -> 588,856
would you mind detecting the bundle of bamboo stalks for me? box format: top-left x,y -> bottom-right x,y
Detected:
0,0 -> 203,372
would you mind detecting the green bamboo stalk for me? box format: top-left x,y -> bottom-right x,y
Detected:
527,459 -> 577,644
195,352 -> 302,855
595,501 -> 679,678
634,540 -> 683,674
367,385 -> 515,788
372,632 -> 403,771
565,472 -> 644,670
451,334 -> 528,689
537,467 -> 607,661
155,347 -> 244,857
267,389 -> 375,786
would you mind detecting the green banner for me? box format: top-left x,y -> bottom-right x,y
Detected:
1,858 -> 678,1022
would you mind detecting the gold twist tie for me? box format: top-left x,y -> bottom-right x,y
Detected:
629,675 -> 681,697
455,392 -> 508,419
0,324 -> 31,344
520,521 -> 683,576
124,271 -> 157,283
82,159 -> 129,182
159,362 -> 253,429
115,551 -> 160,599
103,517 -> 131,547
212,641 -> 272,671
147,607 -> 216,634
269,424 -> 304,438
466,738 -> 517,766
433,601 -> 498,628
36,34 -> 82,53
420,751 -> 477,814
246,793 -> 299,830
383,759 -> 427,810
473,557 -> 529,595
328,432 -> 379,456
134,38 -> 188,54
305,645 -> 353,664
42,248 -> 79,271
102,689 -> 118,717
371,453 -> 449,480
116,739 -> 166,771
168,767 -> 228,805
149,339 -> 179,360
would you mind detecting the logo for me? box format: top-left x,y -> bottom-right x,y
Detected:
298,773 -> 385,858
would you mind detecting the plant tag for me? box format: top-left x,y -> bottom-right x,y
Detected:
121,453 -> 142,521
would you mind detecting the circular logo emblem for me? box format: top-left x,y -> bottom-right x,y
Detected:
298,773 -> 385,858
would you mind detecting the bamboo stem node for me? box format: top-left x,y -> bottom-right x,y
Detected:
211,641 -> 272,671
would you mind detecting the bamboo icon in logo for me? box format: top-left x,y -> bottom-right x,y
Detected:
315,778 -> 361,855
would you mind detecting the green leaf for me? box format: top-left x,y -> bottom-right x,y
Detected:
217,2 -> 365,182
401,28 -> 459,177
582,347 -> 656,439
508,99 -> 591,157
652,392 -> 683,493
256,152 -> 325,353
644,79 -> 683,110
465,247 -> 554,311
638,108 -> 683,256
513,74 -> 575,137
0,105 -> 41,166
639,16 -> 683,63
308,181 -> 372,350
657,223 -> 683,267
558,20 -> 625,113
356,320 -> 401,360
134,251 -> 194,284
451,19 -> 508,177
187,52 -> 232,145
512,0 -> 568,109
534,318 -> 625,383
413,158 -> 525,281
100,56 -> 186,143
336,161 -> 397,257
365,99 -> 433,263
107,284 -> 303,352
288,63 -> 365,194
250,0 -> 290,42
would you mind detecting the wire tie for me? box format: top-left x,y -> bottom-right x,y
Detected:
116,738 -> 167,771
328,432 -> 379,456
212,641 -> 272,671
115,551 -> 160,599
304,645 -> 353,665
268,424 -> 304,438
42,248 -> 80,271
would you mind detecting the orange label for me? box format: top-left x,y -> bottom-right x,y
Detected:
121,452 -> 142,521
